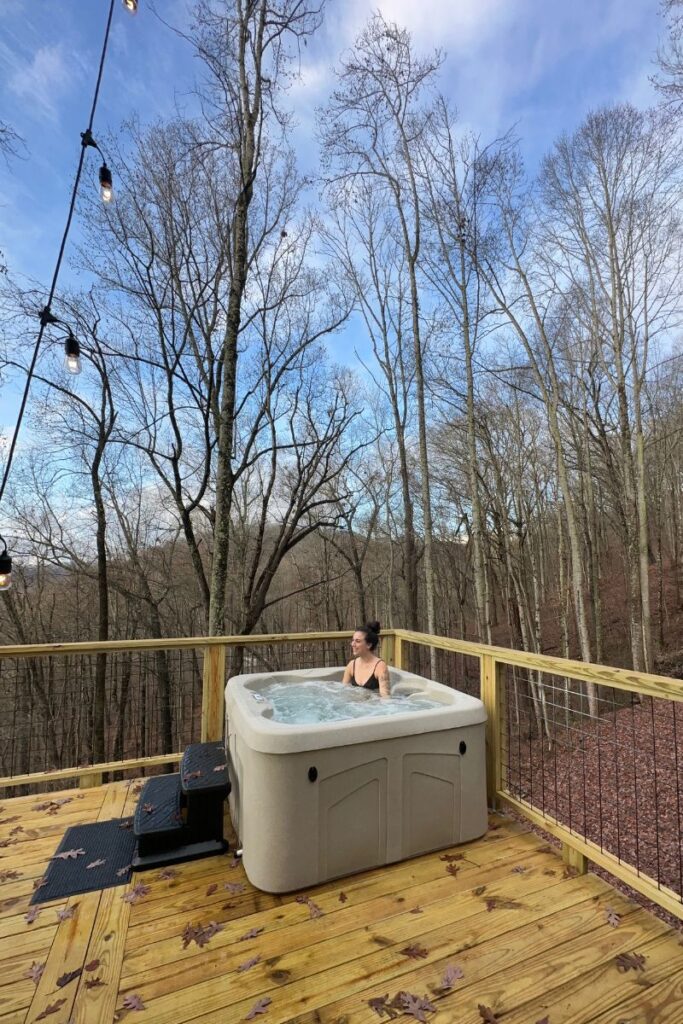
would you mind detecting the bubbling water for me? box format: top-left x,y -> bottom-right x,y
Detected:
252,679 -> 443,725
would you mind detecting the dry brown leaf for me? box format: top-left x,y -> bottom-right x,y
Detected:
24,961 -> 45,984
400,943 -> 429,960
35,999 -> 66,1020
57,967 -> 83,988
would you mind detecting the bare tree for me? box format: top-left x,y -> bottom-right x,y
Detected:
321,13 -> 442,641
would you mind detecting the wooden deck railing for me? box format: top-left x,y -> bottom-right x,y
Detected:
1,627 -> 682,919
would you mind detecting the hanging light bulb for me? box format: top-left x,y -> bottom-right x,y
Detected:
0,538 -> 12,591
64,334 -> 82,375
123,0 -> 138,12
99,162 -> 113,204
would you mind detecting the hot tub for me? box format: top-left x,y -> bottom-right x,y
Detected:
224,666 -> 487,892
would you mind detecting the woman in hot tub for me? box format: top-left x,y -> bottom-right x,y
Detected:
342,620 -> 391,697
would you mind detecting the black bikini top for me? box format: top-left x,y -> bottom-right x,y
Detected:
351,657 -> 380,690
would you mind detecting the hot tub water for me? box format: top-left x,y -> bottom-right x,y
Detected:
255,679 -> 444,724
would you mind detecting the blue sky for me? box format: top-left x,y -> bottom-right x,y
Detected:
0,0 -> 665,431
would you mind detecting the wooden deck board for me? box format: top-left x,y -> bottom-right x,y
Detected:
0,785 -> 680,1024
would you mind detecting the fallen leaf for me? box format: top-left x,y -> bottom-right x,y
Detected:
183,770 -> 203,781
25,907 -> 41,924
368,994 -> 400,1019
245,996 -> 272,1019
478,1006 -> 499,1023
230,856 -> 241,869
0,838 -> 18,848
35,1000 -> 66,1020
439,853 -> 464,863
33,877 -> 47,890
9,825 -> 24,835
535,1017 -> 550,1024
142,803 -> 155,814
52,848 -> 86,861
213,763 -> 227,771
157,868 -> 177,880
542,869 -> 557,876
119,819 -> 133,830
240,926 -> 264,941
206,883 -> 218,896
410,905 -> 424,914
181,920 -> 224,948
122,993 -> 146,1010
85,959 -> 101,971
400,943 -> 429,960
511,865 -> 528,874
122,882 -> 151,904
0,816 -> 20,825
440,963 -> 464,989
225,882 -> 246,894
237,955 -> 261,973
56,905 -> 78,921
339,891 -> 348,903
85,977 -> 106,989
605,907 -> 621,927
24,961 -> 45,984
473,885 -> 486,896
116,865 -> 131,878
399,991 -> 437,1023
616,951 -> 646,972
33,798 -> 72,813
57,967 -> 83,988
0,869 -> 21,882
308,900 -> 324,919
87,859 -> 106,870
485,897 -> 523,912
445,863 -> 459,877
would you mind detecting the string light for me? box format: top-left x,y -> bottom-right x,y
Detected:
99,162 -> 113,203
64,333 -> 82,375
0,536 -> 12,591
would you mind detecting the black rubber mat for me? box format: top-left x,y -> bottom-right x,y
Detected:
30,818 -> 137,905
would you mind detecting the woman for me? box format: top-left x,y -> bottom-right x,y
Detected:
342,620 -> 391,697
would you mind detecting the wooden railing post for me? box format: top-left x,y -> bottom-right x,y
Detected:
480,654 -> 503,809
202,643 -> 226,743
383,631 -> 403,671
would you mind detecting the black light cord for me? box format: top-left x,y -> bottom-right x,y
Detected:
0,0 -> 116,509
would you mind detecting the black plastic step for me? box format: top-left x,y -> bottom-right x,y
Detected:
181,742 -> 230,796
133,774 -> 184,838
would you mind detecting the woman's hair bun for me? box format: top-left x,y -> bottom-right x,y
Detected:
366,620 -> 380,635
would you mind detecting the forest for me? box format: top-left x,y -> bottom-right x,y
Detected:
1,0 -> 682,706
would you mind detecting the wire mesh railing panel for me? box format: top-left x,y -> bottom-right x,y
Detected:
401,641 -> 481,699
232,639 -> 351,676
501,665 -> 683,901
0,647 -> 202,787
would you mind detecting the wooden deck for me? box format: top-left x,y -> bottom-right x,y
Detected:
1,782 -> 682,1024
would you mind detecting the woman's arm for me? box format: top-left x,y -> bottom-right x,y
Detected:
342,660 -> 354,685
377,660 -> 391,697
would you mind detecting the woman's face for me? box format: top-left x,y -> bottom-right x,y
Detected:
351,630 -> 371,656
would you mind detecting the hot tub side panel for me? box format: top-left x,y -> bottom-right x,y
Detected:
228,724 -> 487,893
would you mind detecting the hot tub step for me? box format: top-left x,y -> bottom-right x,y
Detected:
132,837 -> 229,870
133,774 -> 185,839
181,742 -> 231,797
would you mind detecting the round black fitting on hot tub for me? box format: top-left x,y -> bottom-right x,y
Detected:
308,766 -> 318,782
459,741 -> 467,755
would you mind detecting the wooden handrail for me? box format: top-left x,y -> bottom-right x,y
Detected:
393,628 -> 683,702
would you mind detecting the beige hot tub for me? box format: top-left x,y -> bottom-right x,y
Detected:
224,666 -> 487,893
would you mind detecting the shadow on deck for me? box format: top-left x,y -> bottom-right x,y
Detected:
1,780 -> 682,1024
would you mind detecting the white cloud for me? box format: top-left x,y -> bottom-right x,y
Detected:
8,44 -> 72,123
